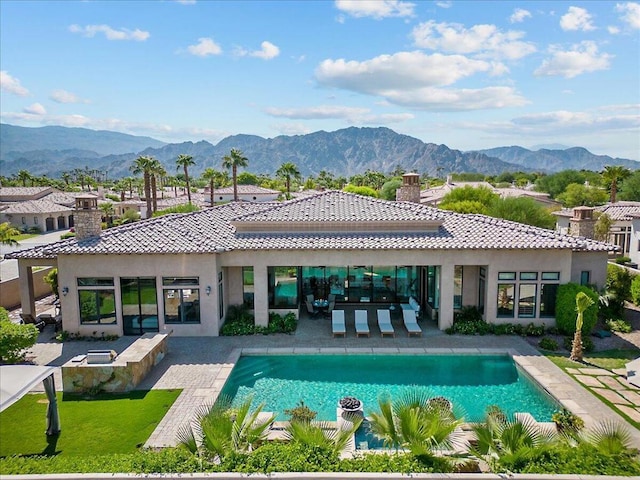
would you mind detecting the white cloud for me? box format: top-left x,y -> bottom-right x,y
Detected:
534,41 -> 613,78
175,0 -> 196,4
187,37 -> 222,57
49,89 -> 89,104
381,86 -> 528,111
616,2 -> 640,29
334,0 -> 415,19
608,25 -> 621,34
69,24 -> 150,41
235,41 -> 280,60
560,6 -> 596,31
0,71 -> 29,96
265,104 -> 414,124
411,21 -> 536,60
510,8 -> 532,23
436,1 -> 452,8
23,103 -> 46,115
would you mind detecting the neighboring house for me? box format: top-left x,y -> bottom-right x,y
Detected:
554,202 -> 640,257
629,213 -> 640,267
204,185 -> 281,204
420,178 -> 559,208
0,187 -> 80,231
9,183 -> 613,338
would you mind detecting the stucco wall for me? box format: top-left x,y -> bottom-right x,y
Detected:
570,251 -> 608,289
630,218 -> 640,266
0,267 -> 54,309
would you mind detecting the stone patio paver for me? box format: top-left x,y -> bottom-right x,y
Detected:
599,375 -> 629,390
573,374 -> 605,388
578,367 -> 616,376
591,387 -> 632,405
617,405 -> 640,424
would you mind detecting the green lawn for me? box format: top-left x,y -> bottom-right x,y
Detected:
0,390 -> 181,457
546,349 -> 639,371
12,233 -> 38,242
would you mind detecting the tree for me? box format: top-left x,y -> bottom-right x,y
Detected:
380,178 -> 403,200
284,415 -> 361,455
130,155 -> 155,218
222,148 -> 249,202
276,162 -> 302,199
487,197 -> 556,229
237,171 -> 259,185
43,268 -> 59,298
570,291 -> 596,362
201,168 -> 226,206
176,154 -> 195,203
618,170 -> 640,201
556,183 -> 608,207
98,202 -> 115,228
15,170 -> 32,187
593,212 -> 613,242
601,165 -> 632,204
343,185 -> 378,197
0,222 -> 20,246
535,170 -> 587,198
150,158 -> 166,213
0,308 -> 39,364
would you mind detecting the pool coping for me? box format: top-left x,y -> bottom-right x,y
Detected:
210,347 -> 640,448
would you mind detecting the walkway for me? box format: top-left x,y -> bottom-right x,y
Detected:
19,311 -> 640,450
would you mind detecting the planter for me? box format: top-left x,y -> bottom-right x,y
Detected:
339,396 -> 362,412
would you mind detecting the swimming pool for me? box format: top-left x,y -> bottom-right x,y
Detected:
219,354 -> 560,422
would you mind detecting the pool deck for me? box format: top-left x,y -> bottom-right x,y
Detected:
23,311 -> 640,449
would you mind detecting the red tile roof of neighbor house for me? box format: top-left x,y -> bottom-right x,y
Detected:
6,190 -> 616,259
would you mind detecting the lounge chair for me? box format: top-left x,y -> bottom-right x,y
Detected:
19,313 -> 46,332
376,309 -> 395,337
402,309 -> 422,337
332,310 -> 346,337
355,310 -> 370,337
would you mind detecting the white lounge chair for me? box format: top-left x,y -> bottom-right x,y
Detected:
332,310 -> 346,337
402,309 -> 422,337
355,310 -> 370,337
376,309 -> 395,337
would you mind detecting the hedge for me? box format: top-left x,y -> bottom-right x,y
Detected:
555,283 -> 599,335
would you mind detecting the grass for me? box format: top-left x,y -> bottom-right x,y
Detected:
11,233 -> 38,242
0,389 -> 181,457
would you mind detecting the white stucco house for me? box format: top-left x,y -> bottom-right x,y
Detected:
8,184 -> 614,338
0,187 -> 77,232
204,185 -> 281,205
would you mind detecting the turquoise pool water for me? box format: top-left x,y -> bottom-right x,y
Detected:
220,354 -> 559,422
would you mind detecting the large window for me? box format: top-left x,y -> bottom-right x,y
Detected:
77,278 -> 116,325
518,284 -> 537,318
270,266 -> 299,308
121,277 -> 158,335
453,266 -> 463,309
540,272 -> 560,318
243,267 -> 254,308
497,284 -> 515,317
163,277 -> 200,324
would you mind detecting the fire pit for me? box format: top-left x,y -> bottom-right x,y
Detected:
339,396 -> 363,412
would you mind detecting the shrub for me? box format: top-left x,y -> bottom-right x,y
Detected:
446,319 -> 492,335
563,335 -> 594,353
631,275 -> 640,306
0,307 -> 8,323
284,400 -> 317,424
525,323 -> 546,336
539,337 -> 558,351
268,312 -> 297,334
552,408 -> 585,434
606,263 -> 633,302
0,317 -> 39,363
615,256 -> 631,264
220,305 -> 255,336
454,305 -> 482,323
555,284 -> 598,335
606,319 -> 632,333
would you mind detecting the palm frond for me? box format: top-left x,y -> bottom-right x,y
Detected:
583,420 -> 632,455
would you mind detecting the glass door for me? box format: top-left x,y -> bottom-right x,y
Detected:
121,277 -> 159,335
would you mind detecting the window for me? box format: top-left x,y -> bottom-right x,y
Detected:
21,217 -> 26,224
77,277 -> 116,325
34,217 -> 38,224
540,283 -> 558,317
243,267 -> 254,308
580,271 -> 591,286
478,267 -> 486,314
163,277 -> 200,324
520,272 -> 538,281
498,272 -> 516,281
518,284 -> 537,317
497,284 -> 515,317
541,272 -> 560,281
270,266 -> 299,308
453,265 -> 463,309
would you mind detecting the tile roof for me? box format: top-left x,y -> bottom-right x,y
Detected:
0,199 -> 74,214
0,187 -> 53,200
6,190 -> 614,260
210,185 -> 280,195
554,202 -> 640,221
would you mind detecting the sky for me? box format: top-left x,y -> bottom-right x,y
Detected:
1,0 -> 639,161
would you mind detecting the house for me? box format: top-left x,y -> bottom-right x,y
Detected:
0,187 -> 80,232
554,201 -> 640,258
629,213 -> 640,268
204,185 -> 281,204
8,180 -> 614,338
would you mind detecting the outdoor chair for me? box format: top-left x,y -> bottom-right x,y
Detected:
305,299 -> 319,317
355,310 -> 370,337
402,309 -> 422,337
19,313 -> 46,332
376,309 -> 395,337
332,310 -> 346,337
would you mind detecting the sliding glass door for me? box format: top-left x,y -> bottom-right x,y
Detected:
120,277 -> 159,335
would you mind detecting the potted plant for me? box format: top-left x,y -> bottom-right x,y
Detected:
339,396 -> 362,412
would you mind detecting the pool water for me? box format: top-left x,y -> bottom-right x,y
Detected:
220,355 -> 559,422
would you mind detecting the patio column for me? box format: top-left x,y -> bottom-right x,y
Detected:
439,263 -> 455,330
18,261 -> 36,316
253,264 -> 269,327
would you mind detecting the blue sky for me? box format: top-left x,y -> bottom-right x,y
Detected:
1,0 -> 639,160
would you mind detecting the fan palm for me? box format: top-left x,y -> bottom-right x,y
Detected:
581,420 -> 633,455
284,414 -> 361,455
176,154 -> 196,203
275,162 -> 301,200
602,165 -> 631,204
0,222 -> 20,246
177,395 -> 274,463
570,291 -> 595,362
130,155 -> 155,218
201,168 -> 228,206
149,158 -> 166,214
222,148 -> 249,202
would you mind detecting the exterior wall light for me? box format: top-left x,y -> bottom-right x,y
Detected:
62,287 -> 69,296
205,286 -> 212,296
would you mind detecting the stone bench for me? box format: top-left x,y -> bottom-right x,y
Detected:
62,332 -> 170,393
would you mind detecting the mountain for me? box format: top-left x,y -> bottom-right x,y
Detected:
475,146 -> 640,172
0,124 -> 165,156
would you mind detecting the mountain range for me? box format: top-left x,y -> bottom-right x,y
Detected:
1,123 -> 637,179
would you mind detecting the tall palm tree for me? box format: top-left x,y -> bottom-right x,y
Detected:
61,172 -> 72,188
602,165 -> 631,203
222,148 -> 249,202
176,154 -> 196,203
0,222 -> 20,246
149,159 -> 166,214
15,170 -> 32,187
98,202 -> 115,228
130,155 -> 155,218
275,162 -> 301,200
201,168 -> 227,206
570,291 -> 596,362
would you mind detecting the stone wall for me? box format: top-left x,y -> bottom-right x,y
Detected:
62,332 -> 170,393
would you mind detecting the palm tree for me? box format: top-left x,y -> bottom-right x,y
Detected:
149,159 -> 166,214
98,202 -> 115,228
201,168 -> 227,206
222,148 -> 249,202
177,395 -> 273,463
368,389 -> 468,460
176,154 -> 196,203
275,162 -> 302,200
61,172 -> 72,188
15,170 -> 32,187
284,414 -> 362,455
602,165 -> 631,203
130,155 -> 155,218
570,291 -> 596,362
0,222 -> 20,246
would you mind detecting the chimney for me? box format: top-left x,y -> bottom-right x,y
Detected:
396,173 -> 421,203
569,206 -> 595,238
74,194 -> 102,240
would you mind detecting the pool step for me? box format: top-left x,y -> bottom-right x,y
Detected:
514,412 -> 556,435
